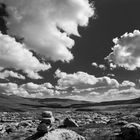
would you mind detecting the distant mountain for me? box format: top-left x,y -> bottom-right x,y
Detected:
0,93 -> 140,112
0,93 -> 93,112
93,97 -> 140,106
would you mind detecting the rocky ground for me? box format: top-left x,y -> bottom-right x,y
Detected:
0,105 -> 140,140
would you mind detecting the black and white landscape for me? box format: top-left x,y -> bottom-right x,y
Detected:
0,0 -> 140,140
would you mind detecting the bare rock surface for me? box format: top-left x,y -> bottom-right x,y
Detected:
63,118 -> 79,128
38,128 -> 85,140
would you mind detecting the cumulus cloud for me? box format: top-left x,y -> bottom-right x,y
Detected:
0,32 -> 51,79
1,0 -> 94,62
109,63 -> 117,70
0,82 -> 58,98
0,70 -> 25,79
120,80 -> 136,87
61,86 -> 140,102
102,87 -> 140,101
92,62 -> 106,70
107,73 -> 115,77
0,80 -> 138,101
55,69 -> 119,90
54,70 -> 140,101
106,30 -> 140,70
92,62 -> 98,67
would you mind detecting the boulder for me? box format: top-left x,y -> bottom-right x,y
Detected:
63,118 -> 79,128
39,111 -> 55,124
39,129 -> 85,140
37,123 -> 50,133
41,111 -> 53,118
5,125 -> 14,134
121,123 -> 140,140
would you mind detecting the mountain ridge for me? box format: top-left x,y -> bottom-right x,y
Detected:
0,93 -> 140,112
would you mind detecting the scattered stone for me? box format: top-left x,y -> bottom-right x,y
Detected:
114,120 -> 128,126
18,121 -> 32,128
95,120 -> 107,124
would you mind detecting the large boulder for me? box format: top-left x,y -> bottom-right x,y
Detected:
36,111 -> 55,134
121,123 -> 140,140
63,118 -> 79,128
25,128 -> 85,140
39,129 -> 85,140
37,123 -> 50,133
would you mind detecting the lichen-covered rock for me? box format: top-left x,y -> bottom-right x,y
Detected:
121,123 -> 140,140
39,129 -> 85,140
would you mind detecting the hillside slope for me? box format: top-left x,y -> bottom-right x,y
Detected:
0,93 -> 140,112
0,93 -> 92,112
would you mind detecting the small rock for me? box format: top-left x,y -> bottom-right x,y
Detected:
19,121 -> 31,128
115,120 -> 128,126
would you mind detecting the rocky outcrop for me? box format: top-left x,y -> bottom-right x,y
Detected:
39,129 -> 85,140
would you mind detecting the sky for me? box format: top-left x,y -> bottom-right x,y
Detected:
0,0 -> 140,102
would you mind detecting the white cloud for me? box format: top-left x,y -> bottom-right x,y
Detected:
21,82 -> 56,97
0,32 -> 51,79
92,62 -> 106,70
55,69 -> 119,90
0,80 -> 139,102
106,30 -> 140,70
0,82 -> 57,98
54,70 -> 140,101
107,73 -> 115,77
92,62 -> 98,67
102,87 -> 140,101
62,87 -> 140,102
0,70 -> 25,79
99,64 -> 106,70
109,63 -> 117,70
120,80 -> 135,87
1,0 -> 94,62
